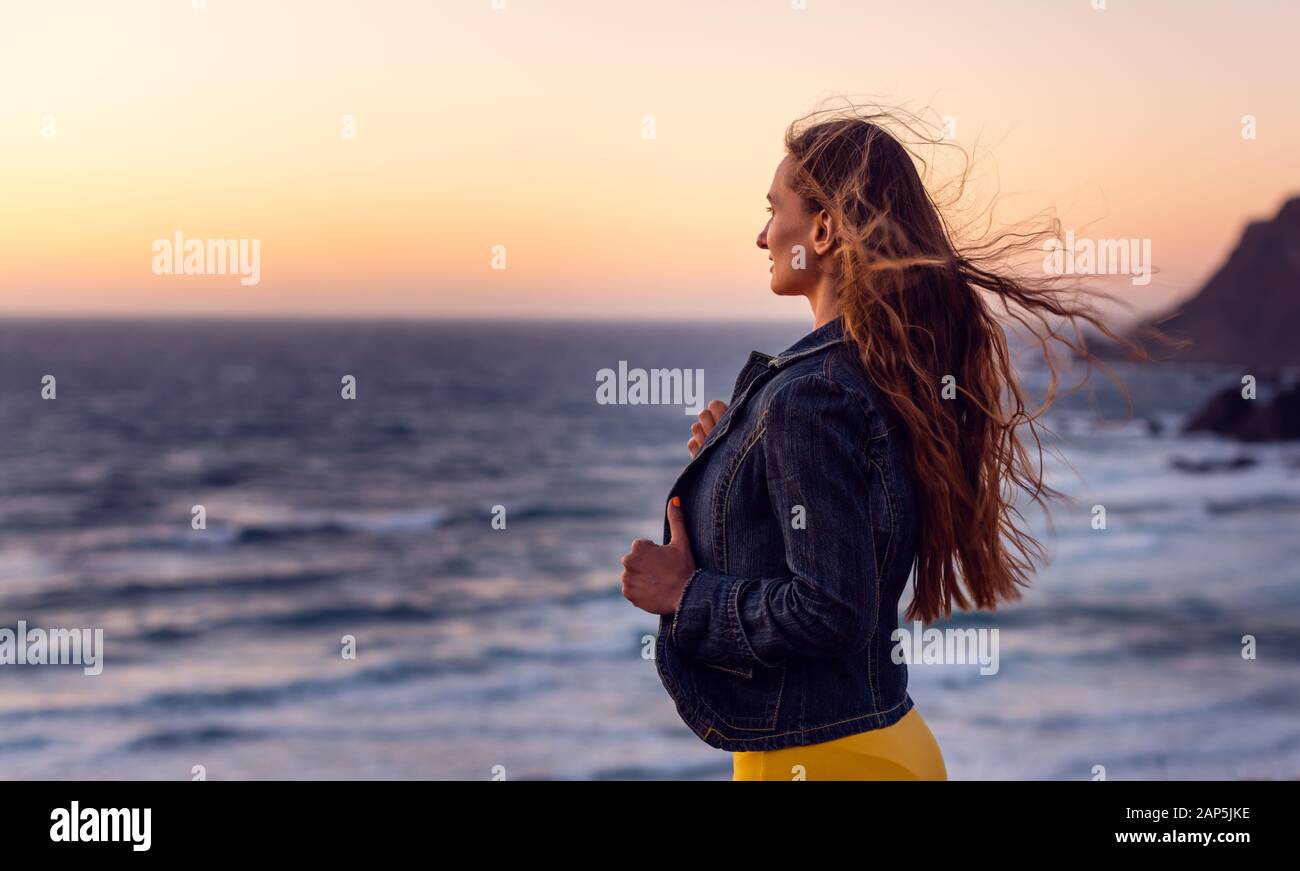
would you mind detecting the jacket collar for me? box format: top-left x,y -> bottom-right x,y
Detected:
769,315 -> 846,367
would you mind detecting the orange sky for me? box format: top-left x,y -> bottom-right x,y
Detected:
1,0 -> 1297,321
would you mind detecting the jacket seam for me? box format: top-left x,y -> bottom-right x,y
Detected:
727,575 -> 764,668
773,369 -> 889,443
697,659 -> 752,678
668,567 -> 705,649
866,454 -> 896,712
707,696 -> 909,744
718,420 -> 767,575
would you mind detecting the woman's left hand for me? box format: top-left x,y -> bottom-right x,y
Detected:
621,497 -> 697,615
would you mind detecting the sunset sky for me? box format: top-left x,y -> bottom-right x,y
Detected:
2,0 -> 1297,320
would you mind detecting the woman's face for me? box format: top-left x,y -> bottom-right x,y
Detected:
756,155 -> 828,299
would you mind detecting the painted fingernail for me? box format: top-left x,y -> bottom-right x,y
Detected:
671,496 -> 681,507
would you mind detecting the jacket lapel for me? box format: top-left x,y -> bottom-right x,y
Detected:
661,350 -> 778,543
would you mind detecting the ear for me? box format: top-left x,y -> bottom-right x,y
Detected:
811,207 -> 836,256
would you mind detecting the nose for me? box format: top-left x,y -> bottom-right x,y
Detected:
756,220 -> 770,250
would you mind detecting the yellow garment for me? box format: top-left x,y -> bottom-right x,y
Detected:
732,707 -> 947,781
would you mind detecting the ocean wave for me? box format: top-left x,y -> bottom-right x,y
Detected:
232,508 -> 448,543
41,508 -> 452,552
1205,493 -> 1300,515
1,569 -> 349,613
124,725 -> 270,752
0,655 -> 489,725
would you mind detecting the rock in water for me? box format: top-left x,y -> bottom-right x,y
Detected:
1237,382 -> 1300,441
1184,387 -> 1255,435
1184,381 -> 1300,441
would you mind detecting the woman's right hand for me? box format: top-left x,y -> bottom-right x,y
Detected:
688,400 -> 729,458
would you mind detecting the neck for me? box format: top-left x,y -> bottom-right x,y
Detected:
807,281 -> 841,329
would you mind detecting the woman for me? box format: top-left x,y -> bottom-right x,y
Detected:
620,107 -> 1141,780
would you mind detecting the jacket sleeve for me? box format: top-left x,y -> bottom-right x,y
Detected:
669,373 -> 883,668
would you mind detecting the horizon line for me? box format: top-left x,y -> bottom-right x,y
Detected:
0,311 -> 815,326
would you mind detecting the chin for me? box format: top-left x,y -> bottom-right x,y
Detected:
769,280 -> 799,298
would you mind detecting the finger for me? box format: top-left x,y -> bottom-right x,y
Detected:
687,437 -> 699,458
707,399 -> 728,421
696,408 -> 717,432
666,496 -> 690,548
690,422 -> 706,440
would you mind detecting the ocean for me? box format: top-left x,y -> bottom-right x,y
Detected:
0,319 -> 1297,780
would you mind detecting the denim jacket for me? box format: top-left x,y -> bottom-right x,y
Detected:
654,316 -> 918,751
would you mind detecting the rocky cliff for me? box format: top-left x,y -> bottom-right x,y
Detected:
1139,196 -> 1300,367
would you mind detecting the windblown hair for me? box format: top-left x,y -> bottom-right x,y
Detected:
783,102 -> 1160,623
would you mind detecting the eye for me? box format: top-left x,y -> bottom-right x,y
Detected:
765,205 -> 774,215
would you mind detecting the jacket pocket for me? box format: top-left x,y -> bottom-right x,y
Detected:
690,660 -> 786,732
